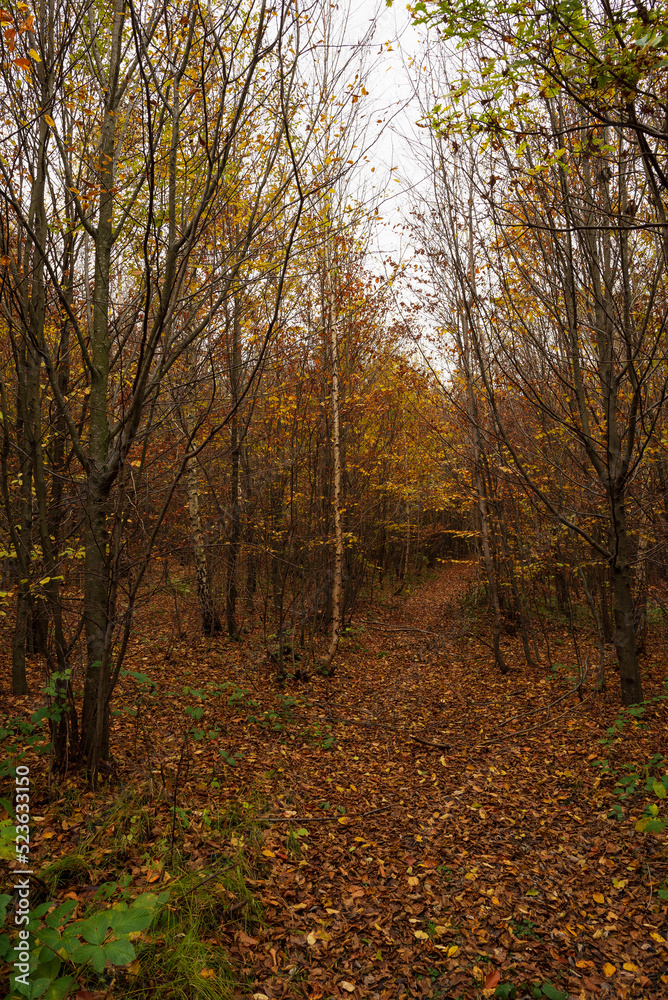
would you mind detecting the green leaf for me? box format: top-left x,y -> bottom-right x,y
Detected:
43,977 -> 75,1000
28,976 -> 53,998
44,900 -> 77,929
103,938 -> 135,965
542,984 -> 568,1000
494,986 -> 517,1000
0,892 -> 11,923
80,910 -> 110,945
36,927 -> 62,952
108,906 -> 153,934
122,669 -> 152,684
131,892 -> 164,910
76,941 -> 107,972
526,888 -> 539,896
653,778 -> 667,799
35,946 -> 61,979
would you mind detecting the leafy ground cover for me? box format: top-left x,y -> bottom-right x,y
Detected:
2,561 -> 667,999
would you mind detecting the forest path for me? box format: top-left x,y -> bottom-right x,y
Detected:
211,561 -> 667,1000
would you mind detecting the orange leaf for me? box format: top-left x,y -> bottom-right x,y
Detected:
485,971 -> 501,989
13,57 -> 30,69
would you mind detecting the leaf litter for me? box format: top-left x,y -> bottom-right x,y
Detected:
7,560 -> 667,1000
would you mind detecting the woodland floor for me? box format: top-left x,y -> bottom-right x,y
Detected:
3,560 -> 668,1000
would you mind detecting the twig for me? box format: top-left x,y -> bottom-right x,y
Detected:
359,619 -> 446,638
469,687 -> 597,750
172,861 -> 238,903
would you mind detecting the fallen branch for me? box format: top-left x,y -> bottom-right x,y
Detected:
359,619 -> 447,638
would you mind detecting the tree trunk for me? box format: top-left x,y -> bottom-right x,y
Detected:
186,456 -> 221,635
226,295 -> 242,639
322,243 -> 344,676
611,493 -> 643,705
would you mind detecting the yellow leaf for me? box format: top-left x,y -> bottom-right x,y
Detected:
340,984 -> 355,993
407,876 -> 419,886
447,944 -> 459,957
414,930 -> 429,940
602,963 -> 616,977
650,931 -> 666,944
44,114 -> 55,128
623,962 -> 638,972
199,968 -> 215,979
593,892 -> 605,904
28,47 -> 41,61
262,850 -> 275,857
337,816 -> 349,825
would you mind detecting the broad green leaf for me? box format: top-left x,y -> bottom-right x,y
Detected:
44,900 -> 77,928
80,911 -> 110,945
103,938 -> 135,965
542,985 -> 568,1000
653,778 -> 666,799
29,976 -> 53,998
76,942 -> 107,973
43,976 -> 75,1000
108,906 -> 152,934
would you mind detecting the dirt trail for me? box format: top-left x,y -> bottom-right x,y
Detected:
214,562 -> 667,1000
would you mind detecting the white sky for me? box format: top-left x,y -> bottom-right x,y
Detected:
333,2 -> 429,272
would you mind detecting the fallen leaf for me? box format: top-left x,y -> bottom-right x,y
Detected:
602,963 -> 616,977
237,931 -> 260,947
340,982 -> 356,993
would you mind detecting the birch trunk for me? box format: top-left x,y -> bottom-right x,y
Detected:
322,256 -> 344,676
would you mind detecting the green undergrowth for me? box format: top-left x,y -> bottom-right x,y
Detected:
1,784 -> 265,1000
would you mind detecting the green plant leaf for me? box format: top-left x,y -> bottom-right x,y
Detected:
108,906 -> 153,934
80,911 -> 110,945
653,778 -> 667,799
36,927 -> 62,952
43,977 -> 75,1000
44,900 -> 77,929
76,941 -> 107,972
542,984 -> 568,1000
494,986 -> 517,1000
27,976 -> 53,998
103,938 -> 135,965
